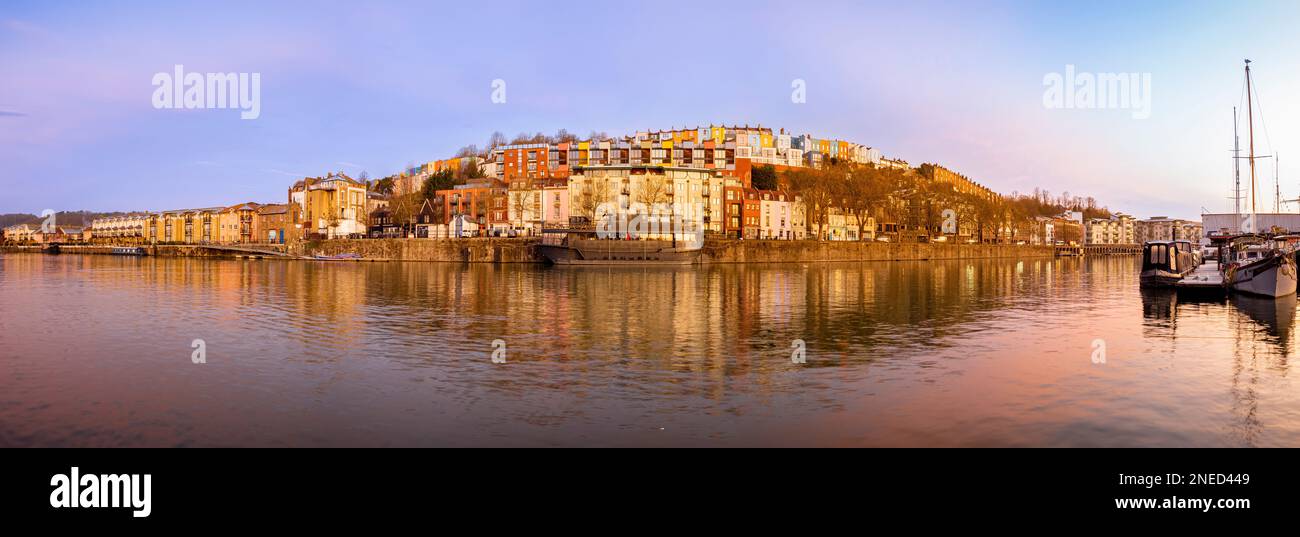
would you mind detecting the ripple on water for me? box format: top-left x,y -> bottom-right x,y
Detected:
0,254 -> 1296,447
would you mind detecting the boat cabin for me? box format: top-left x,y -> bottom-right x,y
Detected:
1143,240 -> 1196,275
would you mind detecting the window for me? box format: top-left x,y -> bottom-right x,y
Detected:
1148,245 -> 1166,265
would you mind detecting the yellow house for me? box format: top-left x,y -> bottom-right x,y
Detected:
3,223 -> 39,243
152,211 -> 189,243
179,208 -> 223,244
290,172 -> 368,239
218,202 -> 260,244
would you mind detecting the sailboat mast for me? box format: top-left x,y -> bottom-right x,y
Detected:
1234,106 -> 1241,227
1246,59 -> 1258,214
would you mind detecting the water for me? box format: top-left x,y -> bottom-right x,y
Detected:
1,253 -> 1297,447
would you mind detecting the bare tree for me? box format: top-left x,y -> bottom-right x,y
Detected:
840,164 -> 892,241
577,178 -> 611,224
634,174 -> 673,239
787,167 -> 836,241
635,174 -> 670,209
510,180 -> 535,230
554,129 -> 578,143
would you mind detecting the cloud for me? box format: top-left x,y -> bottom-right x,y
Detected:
0,110 -> 26,117
264,168 -> 307,178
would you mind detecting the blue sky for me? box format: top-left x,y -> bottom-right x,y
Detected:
3,0 -> 1300,220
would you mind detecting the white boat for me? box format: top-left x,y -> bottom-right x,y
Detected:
1216,61 -> 1298,298
1225,240 -> 1297,297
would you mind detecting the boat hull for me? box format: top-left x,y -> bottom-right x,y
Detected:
1139,269 -> 1186,288
539,239 -> 701,265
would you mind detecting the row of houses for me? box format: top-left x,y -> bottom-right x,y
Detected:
1,223 -> 88,244
371,166 -> 824,240
0,166 -> 1016,247
0,204 -> 299,246
79,203 -> 295,245
393,125 -> 893,197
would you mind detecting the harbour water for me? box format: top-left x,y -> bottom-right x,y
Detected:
1,253 -> 1298,447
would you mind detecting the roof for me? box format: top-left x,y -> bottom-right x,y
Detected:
224,202 -> 261,212
256,204 -> 289,215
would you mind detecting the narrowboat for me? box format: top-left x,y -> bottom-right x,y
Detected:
1139,241 -> 1198,287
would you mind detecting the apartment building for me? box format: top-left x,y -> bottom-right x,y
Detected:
757,190 -> 806,240
2,223 -> 38,243
824,209 -> 872,241
567,165 -> 729,239
290,172 -> 368,239
436,178 -> 510,231
919,163 -> 1000,202
507,177 -> 568,234
90,214 -> 151,243
1135,217 -> 1203,243
218,202 -> 260,244
1084,213 -> 1137,245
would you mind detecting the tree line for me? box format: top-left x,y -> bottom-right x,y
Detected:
760,162 -> 1109,243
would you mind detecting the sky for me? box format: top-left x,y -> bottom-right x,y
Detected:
4,0 -> 1300,220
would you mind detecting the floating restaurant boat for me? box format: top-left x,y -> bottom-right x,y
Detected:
41,243 -> 61,255
1140,240 -> 1199,287
538,229 -> 702,265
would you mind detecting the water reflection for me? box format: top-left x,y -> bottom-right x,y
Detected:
2,253 -> 1299,447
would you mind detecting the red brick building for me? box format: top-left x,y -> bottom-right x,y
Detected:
436,179 -> 510,230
